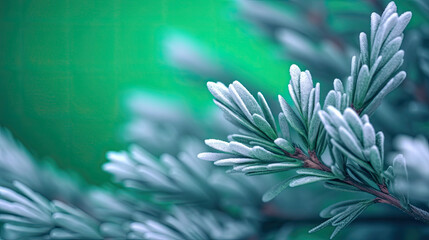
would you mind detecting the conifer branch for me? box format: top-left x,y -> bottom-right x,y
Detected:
201,2 -> 429,238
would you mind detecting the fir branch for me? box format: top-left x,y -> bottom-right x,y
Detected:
130,207 -> 255,240
105,138 -> 266,215
344,2 -> 411,115
0,181 -> 103,239
105,143 -> 219,206
201,2 -> 429,237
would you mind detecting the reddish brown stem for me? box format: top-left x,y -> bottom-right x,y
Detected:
290,149 -> 429,223
344,178 -> 429,223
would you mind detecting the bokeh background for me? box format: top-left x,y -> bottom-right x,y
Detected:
0,0 -> 425,186
0,0 -> 292,184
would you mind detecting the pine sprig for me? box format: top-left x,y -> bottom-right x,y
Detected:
0,181 -> 103,239
203,81 -> 429,237
202,76 -> 429,237
319,107 -> 385,184
105,138 -> 266,214
345,2 -> 411,115
309,199 -> 376,239
199,81 -> 303,176
201,2 -> 429,237
281,64 -> 326,154
105,144 -> 217,205
130,207 -> 255,240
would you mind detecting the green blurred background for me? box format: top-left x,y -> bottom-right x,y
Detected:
0,0 -> 292,184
